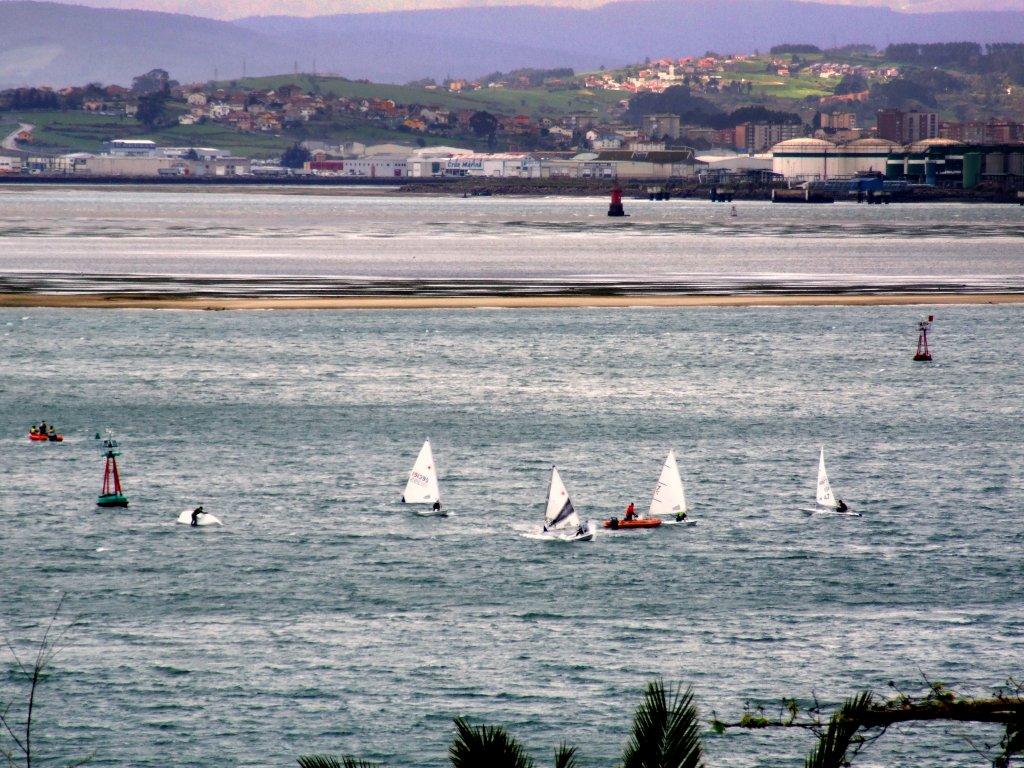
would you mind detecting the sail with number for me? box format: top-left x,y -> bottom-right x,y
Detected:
816,446 -> 839,509
544,466 -> 580,531
402,439 -> 440,504
649,449 -> 687,517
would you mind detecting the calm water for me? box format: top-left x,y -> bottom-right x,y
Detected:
1,305 -> 1022,767
1,187 -> 1023,295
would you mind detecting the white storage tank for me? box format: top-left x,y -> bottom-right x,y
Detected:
771,137 -> 838,180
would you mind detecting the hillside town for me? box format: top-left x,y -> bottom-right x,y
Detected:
2,43 -> 1024,190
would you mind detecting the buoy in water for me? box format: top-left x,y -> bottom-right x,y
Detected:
96,430 -> 128,507
913,315 -> 934,362
608,182 -> 625,217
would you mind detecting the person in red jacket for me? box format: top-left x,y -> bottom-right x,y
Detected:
624,502 -> 636,521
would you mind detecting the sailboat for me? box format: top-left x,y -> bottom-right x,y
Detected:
176,507 -> 223,527
401,438 -> 447,516
812,446 -> 860,516
540,466 -> 595,542
649,449 -> 695,525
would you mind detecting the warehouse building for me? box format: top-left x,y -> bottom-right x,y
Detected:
886,139 -> 1024,188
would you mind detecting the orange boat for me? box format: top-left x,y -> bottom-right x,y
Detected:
603,516 -> 662,530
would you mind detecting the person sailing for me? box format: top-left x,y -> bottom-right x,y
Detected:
431,500 -> 442,513
675,509 -> 688,523
623,502 -> 637,521
190,506 -> 204,527
836,499 -> 849,513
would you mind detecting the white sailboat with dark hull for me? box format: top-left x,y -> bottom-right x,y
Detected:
401,438 -> 447,516
808,446 -> 860,516
540,466 -> 595,542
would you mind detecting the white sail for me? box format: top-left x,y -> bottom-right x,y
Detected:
544,466 -> 580,531
402,439 -> 440,504
649,449 -> 687,517
816,446 -> 839,509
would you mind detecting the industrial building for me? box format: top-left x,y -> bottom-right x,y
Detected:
885,139 -> 1024,188
444,153 -> 536,178
103,139 -> 158,157
771,137 -> 898,181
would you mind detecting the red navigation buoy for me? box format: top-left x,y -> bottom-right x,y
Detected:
97,431 -> 129,507
913,314 -> 934,362
608,182 -> 625,217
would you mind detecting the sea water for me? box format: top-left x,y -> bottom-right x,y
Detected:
1,305 -> 1021,767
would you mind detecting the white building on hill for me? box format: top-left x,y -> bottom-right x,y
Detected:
103,139 -> 158,157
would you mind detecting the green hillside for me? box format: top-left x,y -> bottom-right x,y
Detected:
227,74 -> 622,118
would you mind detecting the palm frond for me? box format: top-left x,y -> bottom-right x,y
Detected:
553,742 -> 579,768
805,691 -> 874,768
622,680 -> 705,768
297,755 -> 380,768
448,717 -> 535,768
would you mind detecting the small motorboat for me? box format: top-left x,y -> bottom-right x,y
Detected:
28,427 -> 63,441
603,516 -> 663,530
603,498 -> 663,530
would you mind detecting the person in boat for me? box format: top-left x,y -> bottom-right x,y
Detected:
623,502 -> 637,521
675,510 -> 688,523
47,426 -> 57,438
575,523 -> 589,538
30,424 -> 39,435
432,500 -> 442,513
836,499 -> 849,513
39,420 -> 48,434
190,506 -> 204,527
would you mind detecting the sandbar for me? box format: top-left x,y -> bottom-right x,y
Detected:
1,293 -> 1022,310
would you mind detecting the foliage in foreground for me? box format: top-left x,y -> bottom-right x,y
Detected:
301,677 -> 1024,768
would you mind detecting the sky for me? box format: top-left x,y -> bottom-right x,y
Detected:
22,0 -> 1024,17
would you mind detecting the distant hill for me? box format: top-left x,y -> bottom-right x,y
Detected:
4,0 -> 1024,87
238,0 -> 1024,81
0,1 -> 294,87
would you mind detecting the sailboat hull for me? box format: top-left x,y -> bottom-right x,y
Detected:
801,507 -> 862,517
176,510 -> 223,526
539,530 -> 593,542
414,508 -> 449,517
